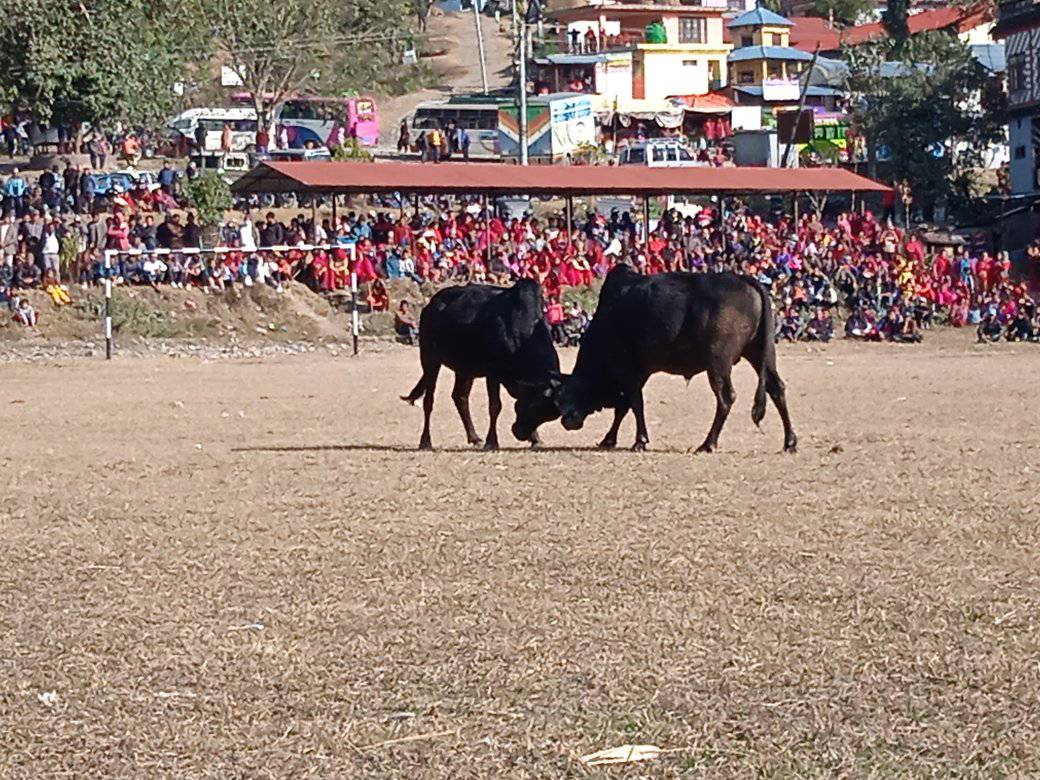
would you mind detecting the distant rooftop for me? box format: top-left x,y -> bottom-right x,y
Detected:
728,45 -> 813,62
842,3 -> 994,46
727,6 -> 794,28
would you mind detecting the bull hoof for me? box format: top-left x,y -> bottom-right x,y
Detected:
468,437 -> 483,447
784,443 -> 798,454
483,440 -> 499,451
630,441 -> 647,452
695,442 -> 715,454
597,438 -> 617,449
418,441 -> 433,452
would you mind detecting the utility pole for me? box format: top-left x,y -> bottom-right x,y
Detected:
518,13 -> 529,165
781,45 -> 820,169
472,0 -> 489,94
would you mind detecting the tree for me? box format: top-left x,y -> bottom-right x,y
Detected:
843,31 -> 1003,220
0,0 -> 204,135
186,173 -> 232,229
810,0 -> 874,27
881,0 -> 910,52
194,0 -> 420,139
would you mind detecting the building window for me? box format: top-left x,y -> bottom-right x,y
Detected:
742,35 -> 754,48
683,59 -> 701,68
738,70 -> 754,85
678,18 -> 706,44
1008,53 -> 1025,93
1015,145 -> 1027,159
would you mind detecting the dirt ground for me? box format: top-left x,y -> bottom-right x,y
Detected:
2,331 -> 1039,777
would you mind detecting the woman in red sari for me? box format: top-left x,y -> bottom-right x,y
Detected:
368,278 -> 390,312
309,250 -> 330,291
352,249 -> 378,284
328,249 -> 350,290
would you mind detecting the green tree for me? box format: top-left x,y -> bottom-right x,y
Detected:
186,173 -> 233,229
194,0 -> 421,138
810,0 -> 874,27
0,0 -> 204,135
843,31 -> 1003,219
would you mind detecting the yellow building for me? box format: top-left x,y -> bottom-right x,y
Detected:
727,6 -> 812,87
544,3 -> 732,101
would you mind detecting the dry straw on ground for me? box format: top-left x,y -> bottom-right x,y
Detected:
1,331 -> 1038,777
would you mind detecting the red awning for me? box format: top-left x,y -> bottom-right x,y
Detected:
669,93 -> 737,113
232,160 -> 891,196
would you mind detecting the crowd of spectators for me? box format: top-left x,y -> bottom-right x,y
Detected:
2,165 -> 1038,345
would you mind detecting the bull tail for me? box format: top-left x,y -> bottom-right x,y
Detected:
401,375 -> 426,404
750,279 -> 775,428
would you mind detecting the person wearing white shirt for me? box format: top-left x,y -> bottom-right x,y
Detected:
239,217 -> 257,252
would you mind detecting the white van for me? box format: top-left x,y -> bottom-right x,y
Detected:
618,139 -> 703,167
168,107 -> 258,152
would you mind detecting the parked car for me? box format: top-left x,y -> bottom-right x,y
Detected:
618,139 -> 703,168
189,152 -> 251,184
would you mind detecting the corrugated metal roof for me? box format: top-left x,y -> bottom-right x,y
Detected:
534,53 -> 612,66
788,16 -> 842,52
734,85 -> 841,98
728,7 -> 794,28
231,160 -> 892,196
729,45 -> 814,63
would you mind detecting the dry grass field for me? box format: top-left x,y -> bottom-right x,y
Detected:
2,333 -> 1039,778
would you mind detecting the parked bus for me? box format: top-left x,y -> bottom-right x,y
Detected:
275,95 -> 379,148
167,107 -> 258,153
176,94 -> 381,149
409,97 -> 506,159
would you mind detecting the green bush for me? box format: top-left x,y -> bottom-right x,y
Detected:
186,173 -> 233,227
332,138 -> 374,162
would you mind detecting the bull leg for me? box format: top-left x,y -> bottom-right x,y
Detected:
451,373 -> 482,446
766,369 -> 798,453
598,404 -> 629,449
696,365 -> 735,454
484,379 -> 502,451
418,364 -> 441,451
626,385 -> 650,452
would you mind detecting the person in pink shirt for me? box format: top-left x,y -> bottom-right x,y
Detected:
105,214 -> 130,251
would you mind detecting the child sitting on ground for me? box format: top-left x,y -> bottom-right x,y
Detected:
12,296 -> 37,326
43,271 -> 71,306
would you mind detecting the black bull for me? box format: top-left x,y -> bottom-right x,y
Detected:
401,280 -> 561,450
515,265 -> 798,452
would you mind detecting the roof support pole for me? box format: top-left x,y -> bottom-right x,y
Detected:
793,191 -> 800,225
331,193 -> 337,228
566,195 -> 573,250
310,199 -> 317,243
483,193 -> 492,269
642,195 -> 650,244
720,197 -> 728,256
